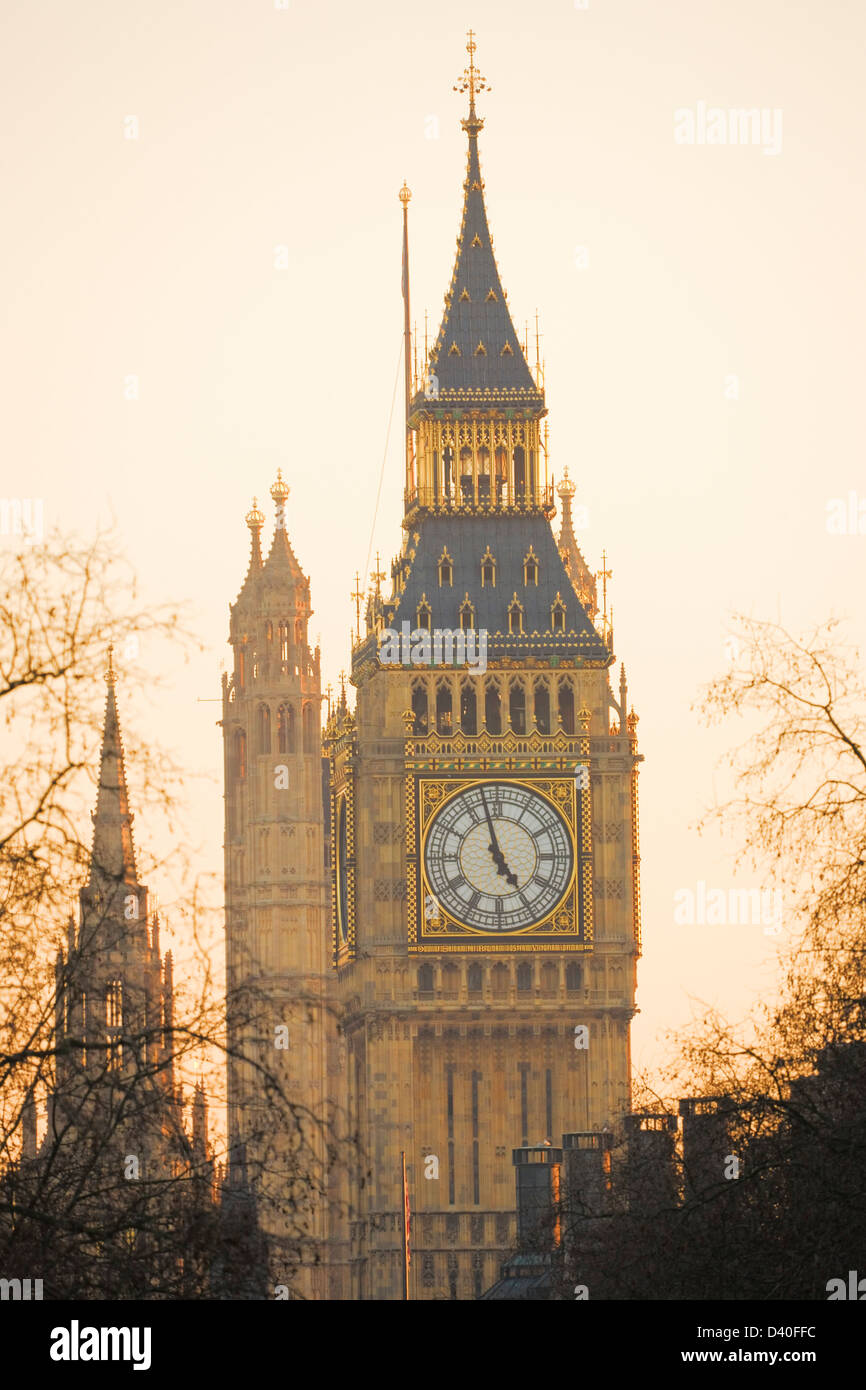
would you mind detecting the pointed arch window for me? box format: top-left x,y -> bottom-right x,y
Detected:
468,962 -> 482,994
509,683 -> 527,735
438,549 -> 453,587
106,980 -> 122,1073
517,962 -> 532,992
294,618 -> 304,647
277,704 -> 295,754
558,680 -> 575,735
302,703 -> 317,755
411,682 -> 429,735
566,962 -> 583,993
417,597 -> 432,632
507,595 -> 524,635
541,961 -> 558,994
257,704 -> 271,754
480,547 -> 496,588
523,547 -> 539,586
233,729 -> 247,781
436,683 -> 453,736
551,594 -> 567,633
514,445 -> 526,501
534,681 -> 551,735
106,981 -> 123,1029
459,682 -> 477,735
418,964 -> 434,995
265,621 -> 273,643
459,596 -> 475,631
279,621 -> 289,665
485,682 -> 502,735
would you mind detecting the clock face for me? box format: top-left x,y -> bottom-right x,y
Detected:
423,781 -> 575,932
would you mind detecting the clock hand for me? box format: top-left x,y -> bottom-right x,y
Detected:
479,787 -> 519,889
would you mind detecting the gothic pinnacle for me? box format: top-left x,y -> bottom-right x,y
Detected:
245,497 -> 265,570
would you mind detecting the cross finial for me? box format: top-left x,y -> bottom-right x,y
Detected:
371,552 -> 386,598
105,645 -> 116,686
454,29 -> 490,128
598,549 -> 613,637
350,571 -> 364,643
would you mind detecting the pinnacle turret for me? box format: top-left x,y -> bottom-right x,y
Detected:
557,467 -> 598,621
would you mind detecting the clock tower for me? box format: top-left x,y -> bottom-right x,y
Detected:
326,36 -> 642,1300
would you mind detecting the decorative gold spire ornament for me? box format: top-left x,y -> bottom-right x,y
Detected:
599,548 -> 613,633
454,28 -> 490,127
350,571 -> 364,643
371,553 -> 386,599
270,469 -> 290,530
557,465 -> 576,502
105,645 -> 116,686
245,497 -> 265,533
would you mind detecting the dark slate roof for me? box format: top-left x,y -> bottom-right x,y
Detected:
368,515 -> 610,666
414,126 -> 545,410
479,1253 -> 555,1300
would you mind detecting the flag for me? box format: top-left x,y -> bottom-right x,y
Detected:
402,1150 -> 411,1266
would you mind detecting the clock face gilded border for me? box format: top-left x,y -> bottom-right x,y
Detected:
408,773 -> 592,951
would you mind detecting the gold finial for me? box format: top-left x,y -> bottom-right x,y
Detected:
350,571 -> 364,643
371,552 -> 386,599
270,469 -> 289,505
454,29 -> 490,127
105,645 -> 116,686
598,549 -> 613,637
557,464 -> 576,500
399,181 -> 412,208
270,469 -> 289,529
245,496 -> 265,531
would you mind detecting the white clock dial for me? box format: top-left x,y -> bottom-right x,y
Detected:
423,781 -> 574,932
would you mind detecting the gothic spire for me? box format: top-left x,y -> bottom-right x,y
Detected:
420,33 -> 543,410
263,469 -> 307,585
557,467 -> 598,620
89,648 -> 138,885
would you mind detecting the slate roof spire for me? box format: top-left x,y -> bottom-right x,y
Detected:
262,469 -> 307,586
89,647 -> 138,885
421,34 -> 544,408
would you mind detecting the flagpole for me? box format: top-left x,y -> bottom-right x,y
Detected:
400,1149 -> 411,1300
399,183 -> 413,501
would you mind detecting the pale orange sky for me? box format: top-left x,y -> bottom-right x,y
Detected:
3,0 -> 865,1079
